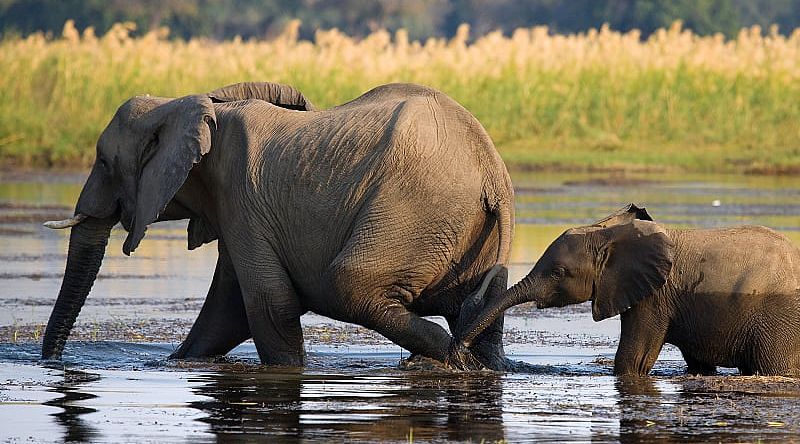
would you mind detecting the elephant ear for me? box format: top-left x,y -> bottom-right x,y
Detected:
208,82 -> 315,111
122,95 -> 216,255
591,220 -> 674,321
593,203 -> 653,228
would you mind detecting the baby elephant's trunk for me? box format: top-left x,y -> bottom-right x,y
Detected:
457,274 -> 536,348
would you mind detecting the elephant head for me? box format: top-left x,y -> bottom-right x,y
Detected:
456,204 -> 675,348
41,82 -> 313,360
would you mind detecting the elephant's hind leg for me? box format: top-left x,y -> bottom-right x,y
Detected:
171,242 -> 250,360
351,294 -> 453,362
458,265 -> 508,370
741,305 -> 800,375
324,202 -> 487,366
328,259 -> 453,363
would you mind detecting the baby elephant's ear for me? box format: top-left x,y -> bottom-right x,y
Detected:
593,203 -> 653,227
592,220 -> 674,321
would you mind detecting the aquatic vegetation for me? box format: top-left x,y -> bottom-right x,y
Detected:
2,20 -> 800,171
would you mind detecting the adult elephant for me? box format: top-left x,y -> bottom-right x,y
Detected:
42,82 -> 514,369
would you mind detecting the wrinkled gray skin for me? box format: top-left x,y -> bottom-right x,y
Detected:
453,204 -> 800,376
41,82 -> 515,369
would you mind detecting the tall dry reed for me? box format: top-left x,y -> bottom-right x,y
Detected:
1,20 -> 799,171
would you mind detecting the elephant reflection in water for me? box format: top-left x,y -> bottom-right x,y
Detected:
189,370 -> 505,441
615,376 -> 668,443
615,376 -> 800,442
44,369 -> 101,443
189,370 -> 303,440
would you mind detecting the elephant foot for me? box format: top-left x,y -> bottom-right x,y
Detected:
169,353 -> 231,365
444,342 -> 488,371
399,354 -> 454,372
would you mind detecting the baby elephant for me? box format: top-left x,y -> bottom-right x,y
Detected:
453,204 -> 800,376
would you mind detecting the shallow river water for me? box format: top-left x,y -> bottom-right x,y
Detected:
1,170 -> 799,442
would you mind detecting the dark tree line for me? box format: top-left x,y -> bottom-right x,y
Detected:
2,0 -> 799,41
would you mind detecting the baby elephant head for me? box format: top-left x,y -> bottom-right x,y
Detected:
457,204 -> 675,348
533,215 -> 674,321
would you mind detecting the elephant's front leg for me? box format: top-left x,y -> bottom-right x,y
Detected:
171,241 -> 250,359
236,254 -> 305,366
614,308 -> 668,376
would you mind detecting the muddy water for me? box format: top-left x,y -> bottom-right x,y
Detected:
1,170 -> 799,442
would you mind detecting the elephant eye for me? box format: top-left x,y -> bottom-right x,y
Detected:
551,266 -> 566,279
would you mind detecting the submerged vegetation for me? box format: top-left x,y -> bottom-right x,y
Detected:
2,20 -> 800,172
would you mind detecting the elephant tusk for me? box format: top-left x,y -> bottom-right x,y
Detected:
43,214 -> 88,229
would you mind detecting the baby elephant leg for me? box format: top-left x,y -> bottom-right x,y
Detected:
614,309 -> 667,376
742,318 -> 800,376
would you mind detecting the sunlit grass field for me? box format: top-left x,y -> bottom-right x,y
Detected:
2,20 -> 800,172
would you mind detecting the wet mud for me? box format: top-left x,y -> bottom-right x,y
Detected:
1,171 -> 800,442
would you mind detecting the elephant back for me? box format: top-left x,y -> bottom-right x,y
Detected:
335,83 -> 514,264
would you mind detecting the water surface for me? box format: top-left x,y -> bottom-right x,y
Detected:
1,170 -> 798,442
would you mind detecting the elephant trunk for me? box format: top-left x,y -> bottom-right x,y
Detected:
41,214 -> 117,360
458,274 -> 538,347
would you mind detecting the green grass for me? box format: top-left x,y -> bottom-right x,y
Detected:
2,22 -> 800,173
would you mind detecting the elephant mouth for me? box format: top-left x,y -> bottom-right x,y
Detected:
73,198 -> 128,232
534,286 -> 560,309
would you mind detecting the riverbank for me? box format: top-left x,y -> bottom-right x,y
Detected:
500,140 -> 800,175
3,146 -> 800,179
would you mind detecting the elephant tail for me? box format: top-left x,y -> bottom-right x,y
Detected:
485,193 -> 514,266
